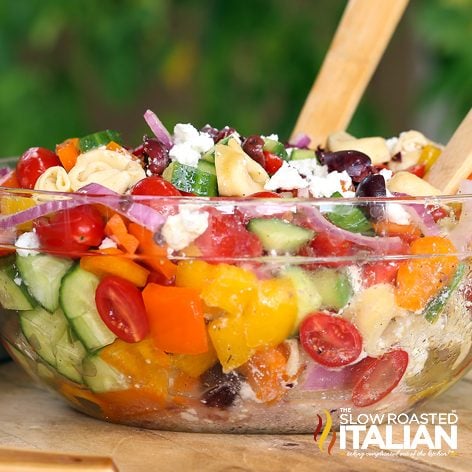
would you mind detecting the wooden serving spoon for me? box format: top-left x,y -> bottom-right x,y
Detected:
424,108 -> 472,194
291,0 -> 409,148
0,448 -> 118,471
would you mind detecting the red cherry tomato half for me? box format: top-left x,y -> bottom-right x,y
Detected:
352,349 -> 409,407
249,191 -> 281,198
131,176 -> 181,196
16,147 -> 62,189
263,151 -> 283,175
95,276 -> 149,343
298,231 -> 353,268
362,261 -> 399,287
35,205 -> 105,254
300,312 -> 362,367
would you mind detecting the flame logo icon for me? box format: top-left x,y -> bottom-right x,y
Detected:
313,409 -> 337,455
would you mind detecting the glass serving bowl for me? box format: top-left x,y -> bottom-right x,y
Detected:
0,185 -> 471,433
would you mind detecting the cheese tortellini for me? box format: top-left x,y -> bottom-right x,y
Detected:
34,166 -> 72,192
68,149 -> 146,194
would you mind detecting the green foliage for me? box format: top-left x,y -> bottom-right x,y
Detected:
0,0 -> 470,156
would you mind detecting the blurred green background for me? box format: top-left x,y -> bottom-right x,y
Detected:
0,0 -> 471,156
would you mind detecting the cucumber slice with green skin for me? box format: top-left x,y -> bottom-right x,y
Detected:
55,328 -> 87,383
16,254 -> 73,312
78,130 -> 122,153
290,149 -> 316,161
247,218 -> 315,254
423,262 -> 467,323
0,263 -> 35,310
197,160 -> 216,175
311,268 -> 352,311
169,162 -> 218,196
59,266 -> 116,352
20,306 -> 68,368
201,148 -> 216,163
82,354 -> 129,393
282,266 -> 322,332
263,138 -> 289,160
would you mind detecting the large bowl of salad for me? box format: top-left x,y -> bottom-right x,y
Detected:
0,111 -> 471,433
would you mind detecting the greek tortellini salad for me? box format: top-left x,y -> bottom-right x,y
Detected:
0,109 -> 471,433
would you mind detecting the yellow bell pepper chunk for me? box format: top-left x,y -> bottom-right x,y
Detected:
419,144 -> 442,172
245,277 -> 297,348
175,260 -> 215,290
171,343 -> 218,378
201,264 -> 257,315
0,196 -> 36,231
208,314 -> 254,372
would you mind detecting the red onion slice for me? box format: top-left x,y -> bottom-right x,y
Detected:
299,204 -> 405,254
402,204 -> 441,236
144,109 -> 173,150
0,168 -> 12,185
303,363 -> 355,390
289,133 -> 311,149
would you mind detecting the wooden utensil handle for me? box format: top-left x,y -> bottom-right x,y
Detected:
0,448 -> 118,471
291,0 -> 409,147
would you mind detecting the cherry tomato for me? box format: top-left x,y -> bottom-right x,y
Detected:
16,147 -> 62,189
362,261 -> 399,287
131,176 -> 181,196
263,151 -> 283,175
352,349 -> 409,407
300,312 -> 363,367
35,205 -> 105,254
95,276 -> 149,343
249,191 -> 281,198
195,209 -> 263,260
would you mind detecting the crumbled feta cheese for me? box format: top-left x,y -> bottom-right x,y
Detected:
161,208 -> 209,250
288,158 -> 328,182
262,134 -> 279,141
379,168 -> 393,182
309,170 -> 353,198
264,161 -> 308,191
13,277 -> 22,286
169,142 -> 201,168
15,231 -> 40,257
284,339 -> 300,378
239,382 -> 262,403
99,237 -> 118,250
385,202 -> 411,225
386,137 -> 399,154
169,123 -> 214,168
346,265 -> 363,294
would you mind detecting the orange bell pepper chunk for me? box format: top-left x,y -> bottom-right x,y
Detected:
239,345 -> 289,403
128,222 -> 177,280
105,214 -> 139,254
80,255 -> 149,287
373,220 -> 422,244
56,138 -> 79,172
395,236 -> 458,311
142,283 -> 208,355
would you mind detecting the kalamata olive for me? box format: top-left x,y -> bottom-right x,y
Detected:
242,135 -> 265,167
356,174 -> 387,220
200,364 -> 242,409
322,150 -> 373,183
200,124 -> 219,141
216,126 -> 237,143
143,137 -> 170,175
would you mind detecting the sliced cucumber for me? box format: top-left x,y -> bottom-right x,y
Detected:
247,218 -> 315,254
290,149 -> 316,161
263,138 -> 288,160
82,354 -> 129,393
55,328 -> 87,383
20,306 -> 68,368
79,130 -> 122,153
16,254 -> 73,312
168,161 -> 218,196
197,159 -> 216,175
311,268 -> 352,311
201,148 -> 216,163
282,266 -> 322,331
0,263 -> 35,310
60,266 -> 116,351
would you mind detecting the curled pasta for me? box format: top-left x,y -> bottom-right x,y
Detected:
34,166 -> 72,192
68,149 -> 146,194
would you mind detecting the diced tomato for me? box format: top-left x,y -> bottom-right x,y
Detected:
249,191 -> 281,198
299,312 -> 363,367
362,261 -> 399,287
352,349 -> 409,407
95,276 -> 149,343
194,209 -> 263,260
131,176 -> 181,197
299,232 -> 354,268
263,151 -> 283,175
406,164 -> 426,178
